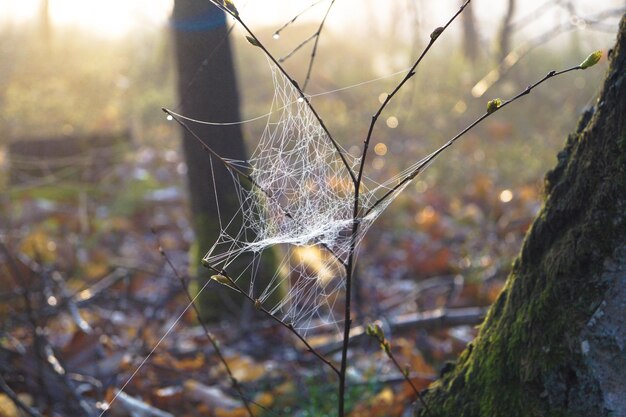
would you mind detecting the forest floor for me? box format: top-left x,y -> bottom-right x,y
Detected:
0,139 -> 539,417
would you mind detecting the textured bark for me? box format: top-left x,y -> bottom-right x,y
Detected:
422,16 -> 626,417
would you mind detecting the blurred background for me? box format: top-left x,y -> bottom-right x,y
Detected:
0,1 -> 623,416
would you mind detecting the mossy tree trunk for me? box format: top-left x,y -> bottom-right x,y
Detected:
422,16 -> 626,417
172,1 -> 281,322
172,1 -> 250,321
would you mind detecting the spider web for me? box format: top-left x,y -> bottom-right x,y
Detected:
203,62 -> 418,335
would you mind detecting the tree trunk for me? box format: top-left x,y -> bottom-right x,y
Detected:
460,0 -> 480,63
422,16 -> 626,417
172,1 -> 249,321
496,0 -> 516,63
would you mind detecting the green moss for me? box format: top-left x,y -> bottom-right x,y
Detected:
421,18 -> 626,416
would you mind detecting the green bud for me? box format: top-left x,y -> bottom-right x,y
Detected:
366,323 -> 385,340
381,340 -> 391,355
580,50 -> 602,69
211,274 -> 232,286
246,36 -> 261,48
487,98 -> 502,114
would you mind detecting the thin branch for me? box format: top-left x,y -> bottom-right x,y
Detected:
356,0 -> 472,192
365,64 -> 585,218
366,325 -> 434,417
156,237 -> 255,417
200,261 -> 340,377
471,6 -> 624,98
278,33 -> 317,62
302,0 -> 336,91
387,346 -> 434,417
272,0 -> 326,39
319,307 -> 488,355
275,0 -> 336,90
207,0 -> 357,184
338,3 -> 472,416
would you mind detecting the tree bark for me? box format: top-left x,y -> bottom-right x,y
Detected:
460,0 -> 480,63
172,1 -> 248,321
422,16 -> 626,417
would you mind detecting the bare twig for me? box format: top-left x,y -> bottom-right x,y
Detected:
272,0 -> 326,39
277,0 -> 337,91
472,6 -> 624,97
301,0 -> 336,90
155,236 -> 255,417
206,0 -> 356,184
366,64 -> 586,217
366,324 -> 434,417
319,307 -> 488,355
339,3 -> 472,416
199,260 -> 340,377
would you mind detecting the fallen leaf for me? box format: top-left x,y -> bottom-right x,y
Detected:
0,394 -> 20,417
223,355 -> 267,383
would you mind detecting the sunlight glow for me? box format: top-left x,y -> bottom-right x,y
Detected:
0,0 -> 173,37
0,0 -> 620,39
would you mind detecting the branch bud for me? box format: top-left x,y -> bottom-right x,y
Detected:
580,50 -> 602,69
366,323 -> 385,340
487,98 -> 502,114
211,274 -> 232,286
430,27 -> 444,41
246,36 -> 261,48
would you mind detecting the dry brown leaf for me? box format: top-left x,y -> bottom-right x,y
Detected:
0,394 -> 20,417
224,355 -> 266,383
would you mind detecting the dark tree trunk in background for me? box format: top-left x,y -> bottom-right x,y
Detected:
460,0 -> 479,63
496,0 -> 516,62
422,16 -> 626,417
172,1 -> 248,321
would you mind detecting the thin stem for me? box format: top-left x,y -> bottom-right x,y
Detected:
278,33 -> 317,62
208,0 -> 357,184
365,65 -> 583,217
302,0 -> 336,91
338,235 -> 356,417
338,4 -> 472,416
201,261 -> 341,376
272,0 -> 326,38
386,343 -> 434,417
356,0 -> 472,192
365,325 -> 434,417
156,239 -> 254,417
